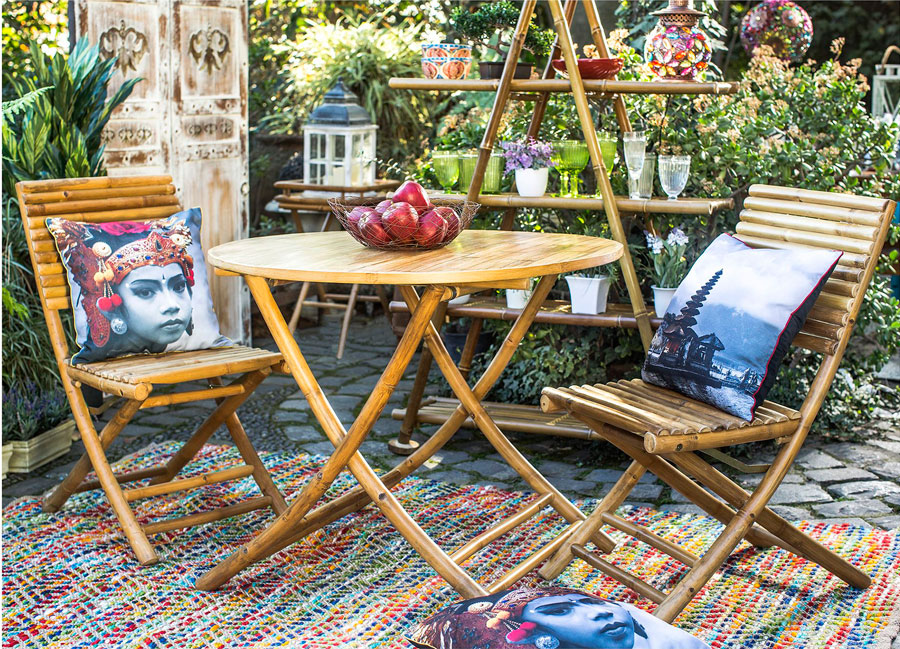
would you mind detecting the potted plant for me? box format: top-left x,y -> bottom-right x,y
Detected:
2,384 -> 73,476
505,278 -> 538,309
565,267 -> 612,315
645,227 -> 689,317
450,1 -> 555,80
500,137 -> 555,197
441,318 -> 492,366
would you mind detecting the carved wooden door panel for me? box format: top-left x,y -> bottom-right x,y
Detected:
73,0 -> 250,343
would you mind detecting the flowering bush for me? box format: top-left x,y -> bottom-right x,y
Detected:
2,382 -> 69,441
499,137 -> 555,173
645,228 -> 689,288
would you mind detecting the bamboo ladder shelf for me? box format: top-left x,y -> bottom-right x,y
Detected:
385,0 -> 738,454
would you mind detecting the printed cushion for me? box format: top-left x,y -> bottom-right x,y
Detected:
408,586 -> 710,649
642,233 -> 841,421
48,208 -> 230,364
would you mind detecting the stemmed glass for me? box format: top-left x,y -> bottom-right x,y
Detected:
561,141 -> 590,196
432,151 -> 459,193
596,132 -> 617,173
658,155 -> 691,200
623,131 -> 647,200
551,141 -> 569,196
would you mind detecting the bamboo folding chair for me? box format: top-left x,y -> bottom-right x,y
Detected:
16,175 -> 289,566
539,185 -> 896,622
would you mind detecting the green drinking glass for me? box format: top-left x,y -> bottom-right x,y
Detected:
558,140 -> 590,197
459,153 -> 503,194
550,141 -> 569,196
432,151 -> 459,192
597,132 -> 618,173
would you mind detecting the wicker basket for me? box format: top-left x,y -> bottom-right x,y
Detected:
328,196 -> 480,251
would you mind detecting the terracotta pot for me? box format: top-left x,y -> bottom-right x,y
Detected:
478,61 -> 533,79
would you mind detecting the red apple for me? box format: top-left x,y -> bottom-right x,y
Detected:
431,206 -> 460,241
382,202 -> 419,242
345,206 -> 375,236
414,208 -> 449,247
374,199 -> 393,215
392,180 -> 430,211
359,212 -> 392,247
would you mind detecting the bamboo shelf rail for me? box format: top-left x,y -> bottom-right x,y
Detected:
388,78 -> 740,95
389,297 -> 663,330
432,192 -> 733,216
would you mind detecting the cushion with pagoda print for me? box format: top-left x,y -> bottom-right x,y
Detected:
641,233 -> 841,421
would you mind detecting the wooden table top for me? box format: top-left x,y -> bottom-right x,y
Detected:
208,230 -> 623,285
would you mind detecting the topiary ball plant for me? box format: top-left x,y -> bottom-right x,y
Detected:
450,1 -> 555,63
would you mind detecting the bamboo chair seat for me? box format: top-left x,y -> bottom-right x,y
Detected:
538,184 -> 896,623
68,347 -> 283,385
16,174 -> 289,567
543,379 -> 800,441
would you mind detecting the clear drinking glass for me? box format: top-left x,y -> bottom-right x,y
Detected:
596,132 -> 617,173
623,131 -> 647,200
432,151 -> 459,192
559,140 -> 590,196
658,155 -> 691,200
638,153 -> 656,199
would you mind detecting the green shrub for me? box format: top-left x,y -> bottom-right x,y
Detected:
1,38 -> 137,405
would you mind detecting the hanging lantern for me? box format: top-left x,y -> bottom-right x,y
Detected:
302,79 -> 378,197
645,0 -> 712,81
740,0 -> 813,61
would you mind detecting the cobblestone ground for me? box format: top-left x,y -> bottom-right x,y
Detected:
5,313 -> 900,536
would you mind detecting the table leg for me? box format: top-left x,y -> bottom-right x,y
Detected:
196,279 -> 484,596
400,281 -> 618,555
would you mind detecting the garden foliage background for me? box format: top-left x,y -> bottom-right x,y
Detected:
2,0 -> 899,440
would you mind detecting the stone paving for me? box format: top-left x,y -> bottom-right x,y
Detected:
5,312 -> 900,537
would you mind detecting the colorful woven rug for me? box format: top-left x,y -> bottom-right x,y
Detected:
3,442 -> 900,648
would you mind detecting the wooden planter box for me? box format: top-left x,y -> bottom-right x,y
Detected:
5,420 -> 74,474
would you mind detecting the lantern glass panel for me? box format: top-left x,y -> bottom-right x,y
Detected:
309,133 -> 325,160
333,134 -> 345,159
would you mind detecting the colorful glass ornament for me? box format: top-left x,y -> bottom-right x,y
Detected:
740,0 -> 813,61
644,0 -> 712,81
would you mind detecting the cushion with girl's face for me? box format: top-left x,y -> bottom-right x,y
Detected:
641,233 -> 841,421
408,586 -> 710,649
47,208 -> 230,364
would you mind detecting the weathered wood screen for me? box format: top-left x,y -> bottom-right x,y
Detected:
73,0 -> 251,343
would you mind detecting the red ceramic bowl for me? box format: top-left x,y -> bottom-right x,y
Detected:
551,58 -> 624,80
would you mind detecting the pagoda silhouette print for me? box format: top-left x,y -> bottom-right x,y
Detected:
645,269 -> 725,388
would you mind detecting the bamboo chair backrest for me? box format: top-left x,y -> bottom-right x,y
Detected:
16,175 -> 182,367
736,185 -> 894,359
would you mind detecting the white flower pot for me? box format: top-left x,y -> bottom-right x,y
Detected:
6,419 -> 74,474
505,289 -> 533,309
515,167 -> 549,197
448,293 -> 471,305
652,285 -> 678,317
565,275 -> 611,314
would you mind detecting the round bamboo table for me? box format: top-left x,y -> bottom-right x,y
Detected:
199,229 -> 623,596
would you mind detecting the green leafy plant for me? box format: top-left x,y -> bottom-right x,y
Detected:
644,227 -> 689,288
450,1 -> 555,63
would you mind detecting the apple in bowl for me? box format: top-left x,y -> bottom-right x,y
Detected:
358,212 -> 392,247
392,180 -> 430,211
414,208 -> 449,247
382,202 -> 419,242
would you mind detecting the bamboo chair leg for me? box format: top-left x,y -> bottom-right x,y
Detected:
67,384 -> 157,565
287,281 -> 313,334
149,370 -> 271,485
540,460 -> 646,579
43,398 -> 142,512
401,281 -> 618,555
389,301 -> 449,455
668,450 -> 871,589
336,283 -> 360,359
209,377 -> 289,515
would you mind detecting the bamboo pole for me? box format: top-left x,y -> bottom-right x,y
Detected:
548,0 -> 653,350
124,465 -> 255,502
582,0 -> 633,133
143,496 -> 272,535
466,0 -> 538,203
387,78 -> 740,95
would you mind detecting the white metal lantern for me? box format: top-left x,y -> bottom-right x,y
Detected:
302,79 -> 378,197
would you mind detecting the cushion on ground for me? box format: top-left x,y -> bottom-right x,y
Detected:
642,233 -> 840,421
48,208 -> 230,363
407,586 -> 710,649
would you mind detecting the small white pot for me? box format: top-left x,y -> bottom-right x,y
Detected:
565,275 -> 611,314
505,289 -> 533,309
652,285 -> 678,317
448,293 -> 471,305
515,167 -> 549,197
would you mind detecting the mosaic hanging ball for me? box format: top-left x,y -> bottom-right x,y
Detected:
740,0 -> 813,61
646,24 -> 712,81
